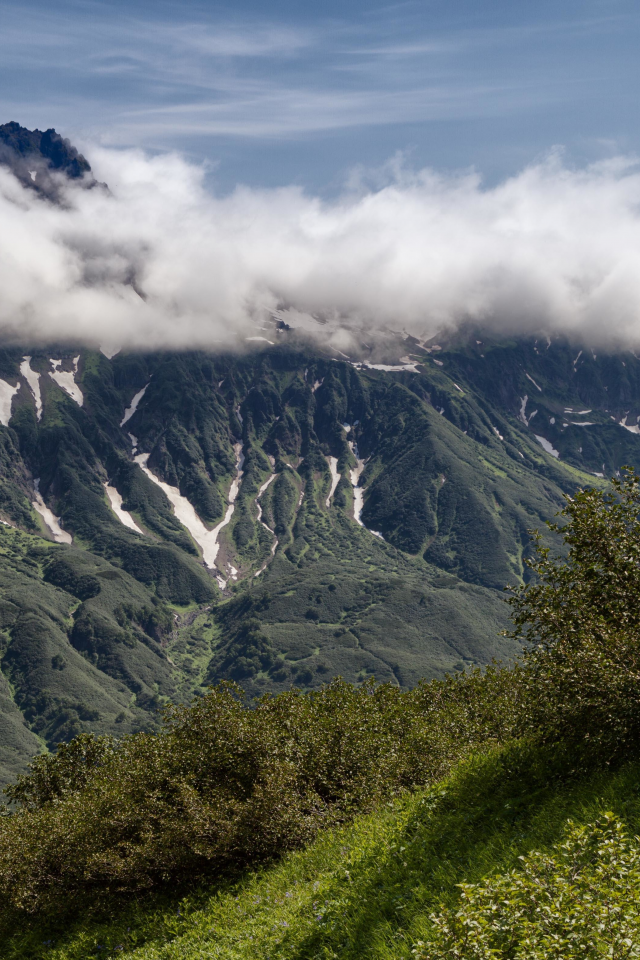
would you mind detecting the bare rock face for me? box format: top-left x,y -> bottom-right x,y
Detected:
0,121 -> 97,199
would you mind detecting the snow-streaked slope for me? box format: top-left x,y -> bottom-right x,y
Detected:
20,357 -> 42,420
135,445 -> 244,571
32,480 -> 71,543
50,356 -> 82,405
121,384 -> 149,427
326,457 -> 340,507
104,483 -> 144,534
535,435 -> 560,458
0,380 -> 19,426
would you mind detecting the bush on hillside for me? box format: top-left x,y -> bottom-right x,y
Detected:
420,813 -> 640,959
508,469 -> 640,761
0,671 -> 519,921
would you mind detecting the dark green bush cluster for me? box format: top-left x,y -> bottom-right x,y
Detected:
0,668 -> 518,923
508,469 -> 640,762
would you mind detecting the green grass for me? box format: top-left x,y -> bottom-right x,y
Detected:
8,744 -> 640,960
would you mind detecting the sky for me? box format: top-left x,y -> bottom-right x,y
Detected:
1,0 -> 638,192
1,0 -> 640,353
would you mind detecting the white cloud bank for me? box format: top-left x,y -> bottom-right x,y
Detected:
1,147 -> 640,353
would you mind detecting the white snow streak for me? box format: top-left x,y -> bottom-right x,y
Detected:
120,384 -> 149,427
534,435 -> 560,458
104,483 -> 144,534
50,356 -> 83,405
620,414 -> 640,434
32,480 -> 72,543
0,379 -> 18,426
20,357 -> 42,420
254,472 -> 278,578
135,444 -> 244,570
326,456 -> 340,507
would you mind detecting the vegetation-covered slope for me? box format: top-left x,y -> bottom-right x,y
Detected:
9,747 -> 638,960
0,332 -> 639,783
4,473 -> 640,958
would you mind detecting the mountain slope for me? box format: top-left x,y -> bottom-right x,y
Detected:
1,330 -> 639,783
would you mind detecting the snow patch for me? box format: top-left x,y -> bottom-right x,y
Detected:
0,379 -> 19,426
347,438 -> 383,538
254,473 -> 279,578
525,372 -> 542,392
20,357 -> 42,420
246,336 -> 274,345
104,483 -> 144,534
326,456 -> 340,507
50,356 -> 82,405
519,396 -> 528,423
135,443 -> 244,570
534,436 -> 560,458
120,384 -> 149,427
620,414 -> 640,435
32,480 -> 71,543
363,360 -> 419,372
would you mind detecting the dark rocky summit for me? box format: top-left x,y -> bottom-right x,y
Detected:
0,121 -> 95,198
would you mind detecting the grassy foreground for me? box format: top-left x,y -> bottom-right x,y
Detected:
6,743 -> 640,960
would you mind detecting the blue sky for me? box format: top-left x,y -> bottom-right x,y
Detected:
1,0 -> 638,191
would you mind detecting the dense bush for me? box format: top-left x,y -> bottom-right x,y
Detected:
420,813 -> 640,959
0,669 -> 519,922
508,469 -> 640,762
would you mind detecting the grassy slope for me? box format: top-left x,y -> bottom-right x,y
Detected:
7,744 -> 640,960
0,523 -> 183,775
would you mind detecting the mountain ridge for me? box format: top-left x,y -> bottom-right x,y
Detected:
1,124 -> 640,787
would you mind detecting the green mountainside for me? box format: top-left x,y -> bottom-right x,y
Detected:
0,332 -> 638,783
3,411 -> 640,959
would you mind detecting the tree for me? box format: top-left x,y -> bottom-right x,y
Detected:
507,469 -> 640,759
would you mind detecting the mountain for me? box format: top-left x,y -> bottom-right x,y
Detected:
0,331 -> 638,785
0,121 -> 96,198
1,124 -> 640,787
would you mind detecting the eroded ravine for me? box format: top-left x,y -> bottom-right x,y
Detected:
254,470 -> 278,578
135,444 -> 245,577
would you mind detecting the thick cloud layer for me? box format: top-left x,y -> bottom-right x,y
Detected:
1,146 -> 640,353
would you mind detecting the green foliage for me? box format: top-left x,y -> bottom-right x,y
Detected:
7,748 -> 640,960
4,734 -> 116,810
421,813 -> 640,959
508,468 -> 640,761
0,670 -> 519,924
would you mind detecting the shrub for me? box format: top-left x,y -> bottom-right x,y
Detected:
419,813 -> 640,959
0,672 -> 519,923
508,469 -> 640,762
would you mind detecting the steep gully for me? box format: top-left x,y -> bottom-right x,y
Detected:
107,391 -> 385,585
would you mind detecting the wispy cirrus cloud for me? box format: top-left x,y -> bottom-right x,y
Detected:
0,0 -> 636,151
